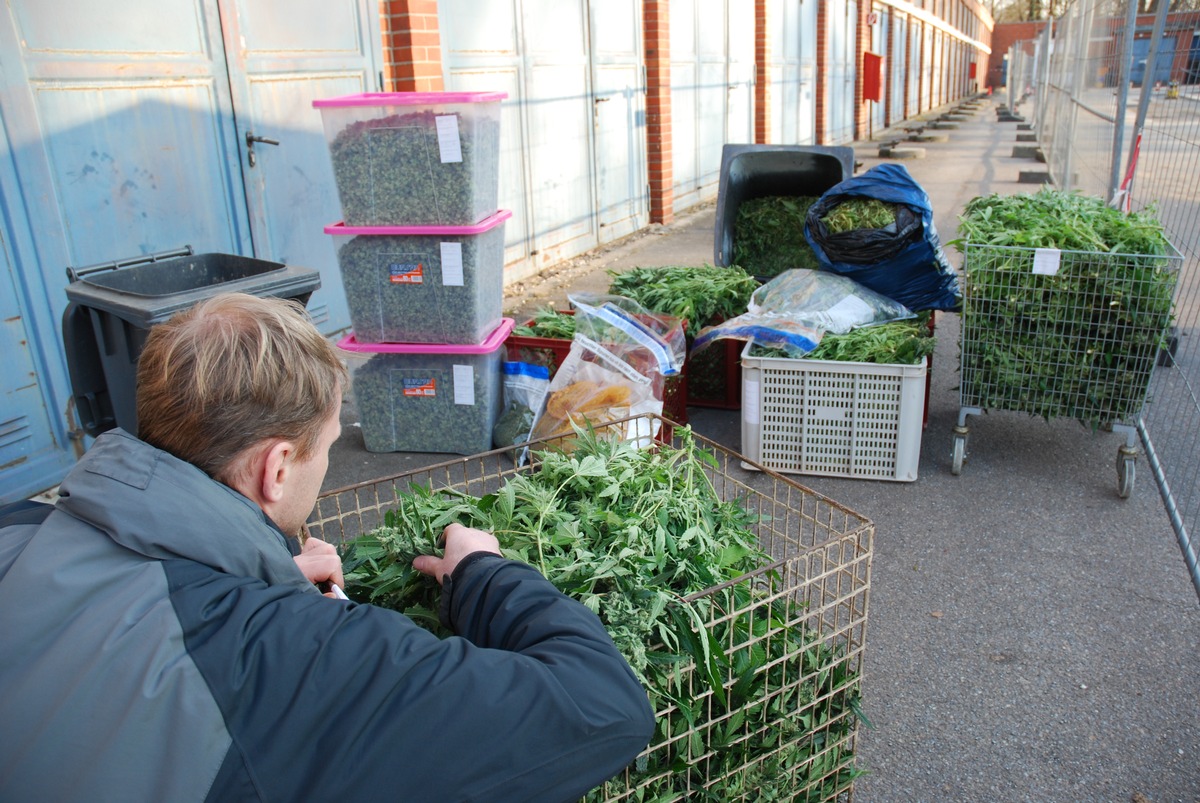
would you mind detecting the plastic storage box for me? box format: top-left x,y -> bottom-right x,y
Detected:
339,318 -> 513,455
326,210 -> 509,345
62,247 -> 321,438
740,343 -> 926,481
313,91 -> 506,226
712,144 -> 855,270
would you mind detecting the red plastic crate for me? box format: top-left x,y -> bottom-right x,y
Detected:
685,337 -> 742,410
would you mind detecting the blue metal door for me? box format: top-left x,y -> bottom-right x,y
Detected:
220,0 -> 381,330
0,0 -> 379,503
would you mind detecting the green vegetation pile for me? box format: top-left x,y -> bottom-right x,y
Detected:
955,188 -> 1177,424
606,265 -> 756,406
819,198 -> 899,234
732,196 -> 822,278
606,264 -> 758,338
511,307 -> 577,340
749,314 -> 934,365
342,426 -> 866,800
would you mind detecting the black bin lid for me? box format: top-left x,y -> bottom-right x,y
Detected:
65,248 -> 321,329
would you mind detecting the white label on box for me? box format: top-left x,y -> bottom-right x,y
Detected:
440,242 -> 464,286
743,379 -> 760,426
435,115 -> 463,163
453,364 -> 475,405
1032,248 -> 1061,276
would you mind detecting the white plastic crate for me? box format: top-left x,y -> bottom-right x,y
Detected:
740,342 -> 926,481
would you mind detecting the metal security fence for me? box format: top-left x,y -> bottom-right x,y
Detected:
1021,1 -> 1200,601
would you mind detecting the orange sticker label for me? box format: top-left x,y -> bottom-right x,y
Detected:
402,378 -> 437,397
389,263 -> 424,284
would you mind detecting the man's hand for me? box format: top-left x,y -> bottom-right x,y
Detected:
413,523 -> 501,586
294,536 -> 346,598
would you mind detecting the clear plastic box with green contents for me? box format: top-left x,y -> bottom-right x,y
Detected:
313,91 -> 506,227
325,210 -> 509,345
338,318 -> 513,455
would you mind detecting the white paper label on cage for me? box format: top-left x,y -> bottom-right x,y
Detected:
440,242 -> 464,286
1032,248 -> 1061,276
435,115 -> 463,163
453,365 -> 475,405
743,379 -> 760,426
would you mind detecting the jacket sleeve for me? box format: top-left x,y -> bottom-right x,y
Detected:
169,554 -> 655,803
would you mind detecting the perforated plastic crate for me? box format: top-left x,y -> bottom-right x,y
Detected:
740,343 -> 926,481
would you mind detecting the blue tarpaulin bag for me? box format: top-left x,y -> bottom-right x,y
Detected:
804,162 -> 960,311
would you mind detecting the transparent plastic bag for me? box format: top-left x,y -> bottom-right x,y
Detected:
528,293 -> 686,450
493,361 -> 551,450
692,269 -> 914,357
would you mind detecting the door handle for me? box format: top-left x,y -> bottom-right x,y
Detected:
593,96 -> 611,125
245,130 -> 280,168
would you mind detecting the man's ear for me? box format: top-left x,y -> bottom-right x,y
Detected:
259,440 -> 295,504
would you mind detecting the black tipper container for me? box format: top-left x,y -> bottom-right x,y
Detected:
712,144 -> 856,269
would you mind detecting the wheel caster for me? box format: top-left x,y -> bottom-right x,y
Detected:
1117,450 -> 1136,499
951,432 -> 967,476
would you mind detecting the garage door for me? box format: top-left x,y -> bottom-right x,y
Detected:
0,0 -> 379,502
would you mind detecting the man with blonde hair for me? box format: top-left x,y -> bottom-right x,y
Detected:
0,292 -> 654,802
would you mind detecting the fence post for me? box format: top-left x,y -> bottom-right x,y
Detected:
1107,0 -> 1139,202
1119,0 -> 1173,207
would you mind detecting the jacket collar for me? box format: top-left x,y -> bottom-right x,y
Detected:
56,429 -> 317,594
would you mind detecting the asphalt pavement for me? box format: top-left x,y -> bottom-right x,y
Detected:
323,93 -> 1200,803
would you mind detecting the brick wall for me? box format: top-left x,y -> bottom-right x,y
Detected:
855,3 -> 872,140
815,0 -> 829,142
987,21 -> 1047,90
381,0 -> 444,91
755,0 -> 770,144
644,0 -> 674,224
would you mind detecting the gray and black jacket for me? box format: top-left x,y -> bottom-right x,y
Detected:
0,430 -> 654,802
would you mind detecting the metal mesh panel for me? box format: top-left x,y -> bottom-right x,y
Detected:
308,415 -> 874,801
959,243 -> 1181,425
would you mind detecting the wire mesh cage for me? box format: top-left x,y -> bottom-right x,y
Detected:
953,241 -> 1181,493
308,414 -> 874,801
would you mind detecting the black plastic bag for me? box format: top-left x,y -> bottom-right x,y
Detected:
804,163 -> 960,311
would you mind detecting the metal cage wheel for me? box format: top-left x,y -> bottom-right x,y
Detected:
1117,450 -> 1136,499
951,433 -> 967,475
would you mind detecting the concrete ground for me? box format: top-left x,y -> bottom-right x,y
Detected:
322,96 -> 1200,802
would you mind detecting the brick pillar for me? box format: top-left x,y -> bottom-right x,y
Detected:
815,1 -> 828,143
754,0 -> 770,144
644,0 -> 674,225
855,4 -> 872,140
381,0 -> 445,92
884,10 -> 894,125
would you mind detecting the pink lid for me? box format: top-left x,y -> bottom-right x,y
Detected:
325,209 -> 512,237
313,91 -> 507,108
338,318 -> 515,355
